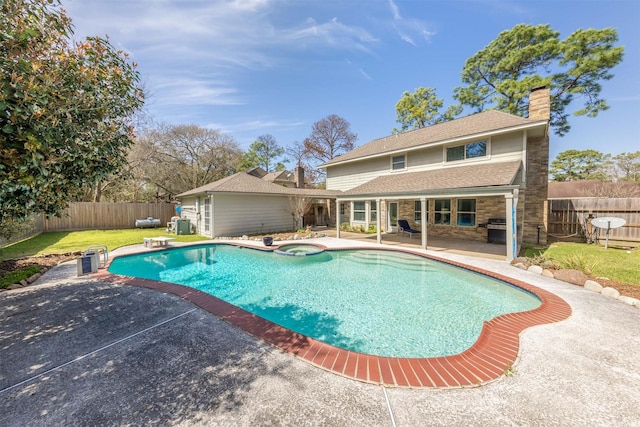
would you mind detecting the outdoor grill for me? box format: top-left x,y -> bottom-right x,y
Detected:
487,218 -> 507,244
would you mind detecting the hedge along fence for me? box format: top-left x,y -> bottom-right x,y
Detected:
547,198 -> 640,244
0,214 -> 45,248
42,202 -> 177,231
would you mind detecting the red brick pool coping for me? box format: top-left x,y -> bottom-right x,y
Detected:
94,243 -> 572,388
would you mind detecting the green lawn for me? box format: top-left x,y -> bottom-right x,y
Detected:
523,242 -> 640,286
0,229 -> 207,262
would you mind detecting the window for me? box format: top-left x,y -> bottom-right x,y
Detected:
446,141 -> 487,162
391,154 -> 406,170
353,201 -> 365,221
340,203 -> 345,216
414,200 -> 427,224
203,198 -> 211,232
457,199 -> 476,227
434,199 -> 451,225
370,201 -> 377,222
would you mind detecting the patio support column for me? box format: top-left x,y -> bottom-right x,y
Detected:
336,199 -> 341,239
420,197 -> 427,250
376,198 -> 382,244
505,191 -> 519,262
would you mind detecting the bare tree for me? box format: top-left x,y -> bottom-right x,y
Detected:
287,194 -> 314,230
136,124 -> 243,198
285,140 -> 320,187
579,181 -> 640,198
304,114 -> 357,165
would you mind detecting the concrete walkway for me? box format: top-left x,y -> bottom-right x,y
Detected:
1,238 -> 638,426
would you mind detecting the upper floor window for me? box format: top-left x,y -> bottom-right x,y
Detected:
391,154 -> 406,170
446,141 -> 487,162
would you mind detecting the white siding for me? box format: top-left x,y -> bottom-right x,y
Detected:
407,147 -> 442,168
490,132 -> 524,162
212,194 -> 294,237
326,157 -> 389,190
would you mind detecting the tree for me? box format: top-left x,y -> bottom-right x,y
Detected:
242,134 -> 286,172
287,195 -> 313,230
608,151 -> 640,183
285,140 -> 320,187
136,124 -> 243,197
392,87 -> 462,133
0,0 -> 144,227
453,24 -> 624,136
304,115 -> 357,165
549,149 -> 609,181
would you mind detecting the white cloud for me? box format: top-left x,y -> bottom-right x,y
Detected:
281,17 -> 378,52
359,68 -> 373,81
151,77 -> 243,106
387,0 -> 435,46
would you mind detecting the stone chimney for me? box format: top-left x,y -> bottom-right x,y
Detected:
294,166 -> 305,188
528,86 -> 550,121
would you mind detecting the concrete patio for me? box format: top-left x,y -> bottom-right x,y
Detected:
1,237 -> 638,426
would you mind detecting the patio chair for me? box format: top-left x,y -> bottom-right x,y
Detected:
398,219 -> 420,238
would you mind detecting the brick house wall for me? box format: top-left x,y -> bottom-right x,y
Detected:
523,87 -> 550,245
395,196 -> 524,243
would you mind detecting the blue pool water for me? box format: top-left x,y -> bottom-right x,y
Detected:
108,244 -> 540,357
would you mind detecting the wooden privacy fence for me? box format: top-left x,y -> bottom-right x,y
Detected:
547,198 -> 640,244
44,202 -> 176,231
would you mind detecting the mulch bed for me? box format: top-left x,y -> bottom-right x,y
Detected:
0,253 -> 80,282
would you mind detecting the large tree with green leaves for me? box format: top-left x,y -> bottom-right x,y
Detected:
393,87 -> 462,133
454,24 -> 623,136
0,0 -> 144,227
242,134 -> 286,172
549,149 -> 610,181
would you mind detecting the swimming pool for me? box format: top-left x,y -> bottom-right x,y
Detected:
108,244 -> 541,358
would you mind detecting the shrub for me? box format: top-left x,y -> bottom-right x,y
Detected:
557,253 -> 598,276
528,254 -> 561,270
0,265 -> 41,289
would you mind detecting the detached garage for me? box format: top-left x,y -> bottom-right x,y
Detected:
177,172 -> 338,237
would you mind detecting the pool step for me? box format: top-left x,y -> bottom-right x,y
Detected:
340,251 -> 435,272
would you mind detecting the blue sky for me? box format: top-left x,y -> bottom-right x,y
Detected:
63,0 -> 640,162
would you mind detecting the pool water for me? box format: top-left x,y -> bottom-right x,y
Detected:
108,244 -> 541,358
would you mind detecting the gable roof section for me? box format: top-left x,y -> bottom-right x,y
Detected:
177,172 -> 341,198
342,161 -> 522,197
324,110 -> 546,167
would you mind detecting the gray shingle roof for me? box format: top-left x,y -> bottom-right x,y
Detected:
177,172 -> 341,198
324,110 -> 544,167
342,161 -> 522,197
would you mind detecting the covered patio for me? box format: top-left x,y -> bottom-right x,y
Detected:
319,228 -> 507,260
331,161 -> 524,261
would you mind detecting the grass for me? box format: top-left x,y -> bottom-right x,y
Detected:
523,242 -> 640,286
0,229 -> 207,262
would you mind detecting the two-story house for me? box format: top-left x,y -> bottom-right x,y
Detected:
177,87 -> 550,261
322,87 -> 551,260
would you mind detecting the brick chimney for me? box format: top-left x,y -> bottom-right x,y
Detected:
528,86 -> 550,121
294,166 -> 305,188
